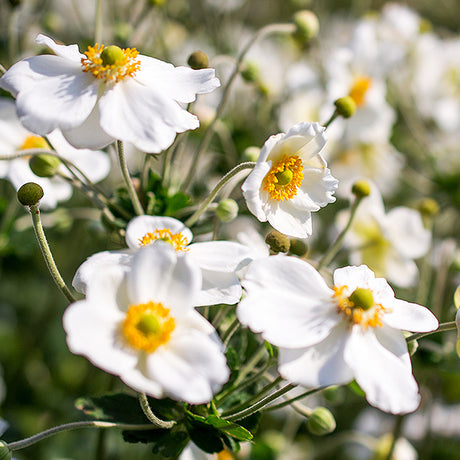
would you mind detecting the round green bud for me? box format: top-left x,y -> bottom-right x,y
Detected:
292,10 -> 319,44
216,198 -> 239,223
241,61 -> 260,83
289,238 -> 308,257
101,45 -> 124,66
348,287 -> 374,311
187,50 -> 209,70
241,146 -> 260,162
334,96 -> 357,118
351,179 -> 371,198
0,442 -> 11,460
149,0 -> 166,5
307,407 -> 336,436
29,154 -> 61,178
417,198 -> 439,218
17,182 -> 44,207
265,230 -> 290,254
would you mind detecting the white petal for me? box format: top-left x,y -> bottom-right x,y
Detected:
99,79 -> 199,153
344,328 -> 421,414
383,298 -> 438,332
4,56 -> 99,134
35,34 -> 84,62
279,322 -> 354,387
62,102 -> 115,149
265,200 -> 313,238
241,161 -> 271,222
187,241 -> 252,271
145,330 -> 229,404
300,162 -> 338,207
125,215 -> 192,250
128,243 -> 201,315
333,265 -> 377,290
196,269 -> 242,306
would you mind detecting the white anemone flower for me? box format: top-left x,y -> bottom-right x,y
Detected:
0,98 -> 110,209
73,215 -> 253,306
237,258 -> 438,414
64,242 -> 229,404
241,122 -> 338,238
336,183 -> 431,287
0,34 -> 220,153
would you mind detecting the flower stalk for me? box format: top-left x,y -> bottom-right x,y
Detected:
138,392 -> 176,429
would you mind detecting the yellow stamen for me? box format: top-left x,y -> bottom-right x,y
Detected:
138,228 -> 189,252
20,135 -> 49,150
81,43 -> 140,83
349,76 -> 372,107
333,285 -> 389,329
263,155 -> 304,201
122,301 -> 175,353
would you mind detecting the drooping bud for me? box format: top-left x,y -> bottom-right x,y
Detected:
292,10 -> 319,44
17,182 -> 44,207
334,96 -> 356,119
289,238 -> 308,257
242,146 -> 260,162
187,50 -> 209,70
241,61 -> 260,83
0,442 -> 11,460
216,199 -> 239,223
348,288 -> 374,311
101,45 -> 124,66
29,154 -> 61,178
265,230 -> 290,254
307,407 -> 336,436
351,179 -> 371,198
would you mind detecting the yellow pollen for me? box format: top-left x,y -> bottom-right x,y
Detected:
263,155 -> 304,201
122,301 -> 175,353
20,135 -> 49,150
81,43 -> 141,83
349,76 -> 372,107
138,228 -> 189,252
333,285 -> 389,329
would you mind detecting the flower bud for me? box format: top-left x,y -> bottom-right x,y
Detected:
187,50 -> 209,70
334,96 -> 356,118
242,146 -> 260,162
292,10 -> 319,44
307,407 -> 336,436
0,442 -> 11,460
216,199 -> 239,223
29,154 -> 61,178
17,182 -> 44,207
288,238 -> 308,257
241,61 -> 260,83
417,198 -> 439,218
149,0 -> 166,5
351,179 -> 371,198
265,230 -> 290,253
407,338 -> 418,356
101,45 -> 124,66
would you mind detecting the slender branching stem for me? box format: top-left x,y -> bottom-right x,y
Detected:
138,393 -> 176,429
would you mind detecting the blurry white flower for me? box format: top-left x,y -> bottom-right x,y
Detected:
64,243 -> 229,404
0,98 -> 110,209
0,34 -> 220,153
241,122 -> 338,238
337,183 -> 430,287
238,258 -> 438,414
73,215 -> 253,306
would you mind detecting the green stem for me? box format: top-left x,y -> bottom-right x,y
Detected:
28,204 -> 76,303
317,196 -> 363,271
117,140 -> 144,216
233,342 -> 268,386
6,421 -> 155,452
221,317 -> 241,347
181,23 -> 295,191
184,162 -> 255,227
138,393 -> 175,429
94,0 -> 104,43
406,321 -> 456,342
323,110 -> 339,129
385,415 -> 404,460
263,387 -> 323,412
222,381 -> 296,422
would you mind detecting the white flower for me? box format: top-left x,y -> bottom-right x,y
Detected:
0,97 -> 110,209
241,122 -> 338,238
0,34 -> 220,153
336,183 -> 431,287
64,243 -> 229,404
73,215 -> 253,306
237,257 -> 438,414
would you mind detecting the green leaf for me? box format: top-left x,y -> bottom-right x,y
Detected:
206,415 -> 253,441
165,192 -> 190,216
348,380 -> 365,397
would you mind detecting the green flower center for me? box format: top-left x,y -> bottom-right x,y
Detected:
136,313 -> 162,336
101,45 -> 125,66
275,168 -> 294,186
348,288 -> 374,311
